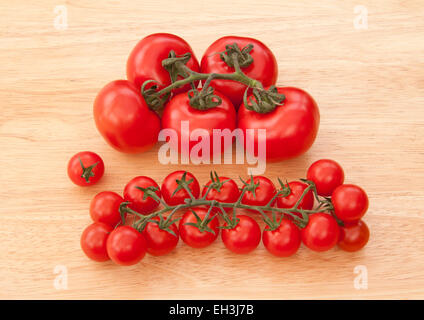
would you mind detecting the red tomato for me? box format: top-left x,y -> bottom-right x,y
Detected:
338,220 -> 370,252
127,33 -> 199,94
93,80 -> 161,153
301,213 -> 340,252
142,216 -> 179,256
263,220 -> 301,257
179,207 -> 220,248
80,222 -> 112,262
307,159 -> 344,196
161,89 -> 236,157
238,87 -> 320,162
90,191 -> 124,226
202,176 -> 240,212
67,151 -> 104,186
277,181 -> 314,216
200,36 -> 278,108
161,171 -> 200,206
241,176 -> 277,212
106,226 -> 147,266
123,176 -> 161,214
332,184 -> 369,222
221,215 -> 261,254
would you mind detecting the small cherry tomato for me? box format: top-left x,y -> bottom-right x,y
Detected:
106,226 -> 147,266
202,175 -> 240,212
142,216 -> 179,256
301,213 -> 340,252
221,215 -> 261,254
67,151 -> 104,186
241,176 -> 277,212
179,207 -> 219,248
277,181 -> 314,216
90,191 -> 124,227
307,159 -> 344,196
161,171 -> 200,206
332,184 -> 369,222
123,176 -> 161,214
338,220 -> 370,252
80,222 -> 112,262
263,220 -> 301,257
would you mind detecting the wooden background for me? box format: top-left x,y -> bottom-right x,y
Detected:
1,0 -> 423,299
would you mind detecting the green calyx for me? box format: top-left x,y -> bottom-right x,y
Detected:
243,85 -> 285,114
220,43 -> 254,68
78,157 -> 99,183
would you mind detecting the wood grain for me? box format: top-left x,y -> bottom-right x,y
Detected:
0,0 -> 423,299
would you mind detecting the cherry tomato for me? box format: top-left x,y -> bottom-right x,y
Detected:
241,176 -> 277,212
142,216 -> 179,256
238,87 -> 320,161
123,176 -> 161,214
80,222 -> 112,262
179,207 -> 219,248
67,151 -> 104,186
127,33 -> 199,94
202,176 -> 240,212
161,171 -> 200,206
90,191 -> 124,226
332,184 -> 369,222
221,215 -> 261,254
263,220 -> 301,257
200,36 -> 278,108
301,213 -> 340,252
277,181 -> 314,216
93,80 -> 161,153
106,226 -> 147,266
307,159 -> 344,196
338,220 -> 370,252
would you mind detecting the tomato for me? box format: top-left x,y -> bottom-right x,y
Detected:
200,36 -> 278,108
90,191 -> 124,226
161,171 -> 200,206
161,89 -> 236,157
301,213 -> 340,252
338,220 -> 370,252
277,181 -> 314,216
238,87 -> 320,162
142,216 -> 179,256
241,176 -> 277,212
202,176 -> 240,212
221,215 -> 261,254
123,176 -> 161,214
307,159 -> 344,196
127,33 -> 199,94
80,222 -> 112,262
67,151 -> 104,186
106,226 -> 147,266
263,220 -> 301,257
332,184 -> 369,222
179,207 -> 220,248
93,80 -> 161,153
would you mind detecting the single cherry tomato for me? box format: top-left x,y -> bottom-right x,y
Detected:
301,213 -> 340,252
202,176 -> 240,213
277,181 -> 314,216
123,176 -> 161,214
67,151 -> 104,186
93,80 -> 161,153
161,89 -> 236,158
332,184 -> 369,222
142,216 -> 179,256
200,36 -> 278,108
179,207 -> 219,248
241,176 -> 277,212
338,220 -> 370,252
80,222 -> 112,262
263,220 -> 301,257
127,33 -> 199,94
90,191 -> 124,226
307,159 -> 344,196
238,87 -> 320,162
221,215 -> 261,254
106,226 -> 147,266
161,171 -> 200,206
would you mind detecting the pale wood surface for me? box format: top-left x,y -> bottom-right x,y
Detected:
1,0 -> 424,299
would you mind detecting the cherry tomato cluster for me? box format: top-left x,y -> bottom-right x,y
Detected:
93,33 -> 320,161
79,159 -> 370,266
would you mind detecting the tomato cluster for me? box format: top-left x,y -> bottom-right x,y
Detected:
79,159 -> 370,266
